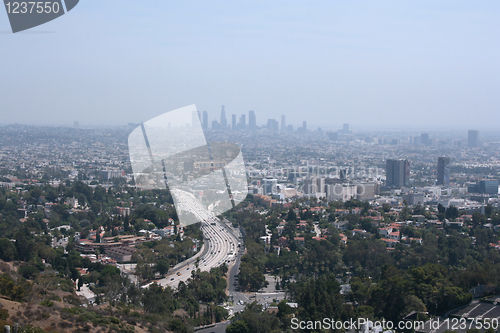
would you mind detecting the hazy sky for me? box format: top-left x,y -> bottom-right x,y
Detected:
1,1 -> 499,130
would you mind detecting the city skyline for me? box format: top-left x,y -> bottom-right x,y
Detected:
1,1 -> 499,129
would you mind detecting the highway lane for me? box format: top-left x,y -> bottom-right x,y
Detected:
152,190 -> 241,289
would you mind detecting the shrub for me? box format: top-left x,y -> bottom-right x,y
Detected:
40,299 -> 54,307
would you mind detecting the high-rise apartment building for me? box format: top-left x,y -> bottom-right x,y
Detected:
437,157 -> 450,186
281,115 -> 286,131
386,159 -> 410,187
249,110 -> 256,130
468,130 -> 479,148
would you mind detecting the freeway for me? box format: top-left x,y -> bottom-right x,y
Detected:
152,190 -> 241,289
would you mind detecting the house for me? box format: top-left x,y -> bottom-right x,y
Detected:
401,237 -> 423,245
412,215 -> 426,223
388,231 -> 400,240
260,235 -> 271,245
297,221 -> 308,231
378,227 -> 393,238
294,237 -> 305,247
335,209 -> 350,216
446,221 -> 464,229
321,228 -> 331,236
333,220 -> 349,231
339,233 -> 348,246
381,238 -> 399,248
427,220 -> 443,227
352,229 -> 366,236
351,208 -> 362,215
276,226 -> 285,235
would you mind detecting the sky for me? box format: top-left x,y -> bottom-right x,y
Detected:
0,0 -> 499,130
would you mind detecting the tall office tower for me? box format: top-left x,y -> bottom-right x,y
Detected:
386,159 -> 410,187
421,133 -> 429,145
74,121 -> 79,128
303,121 -> 307,131
263,177 -> 278,195
281,115 -> 286,131
437,157 -> 451,186
232,114 -> 237,130
239,114 -> 246,129
267,119 -> 279,131
249,110 -> 256,130
468,130 -> 479,148
202,111 -> 208,129
343,123 -> 349,132
220,105 -> 227,130
479,180 -> 499,194
316,177 -> 325,194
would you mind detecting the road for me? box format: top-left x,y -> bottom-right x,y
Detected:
194,321 -> 231,333
151,191 -> 241,289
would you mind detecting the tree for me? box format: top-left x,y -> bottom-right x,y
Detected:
95,229 -> 101,243
142,283 -> 174,314
214,306 -> 229,322
155,259 -> 170,276
446,206 -> 459,219
0,238 -> 17,261
18,265 -> 39,279
226,320 -> 250,333
15,230 -> 31,261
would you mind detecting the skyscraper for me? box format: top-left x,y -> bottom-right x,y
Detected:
421,133 -> 429,145
202,111 -> 208,129
437,157 -> 450,186
248,110 -> 256,130
468,130 -> 479,148
386,159 -> 410,188
267,119 -> 279,132
281,115 -> 286,131
343,123 -> 349,133
239,114 -> 246,130
263,177 -> 277,195
232,114 -> 237,130
303,121 -> 307,131
220,105 -> 227,130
